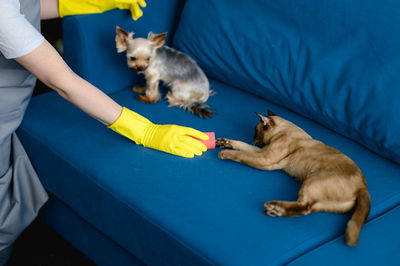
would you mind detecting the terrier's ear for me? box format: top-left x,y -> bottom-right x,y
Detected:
256,112 -> 275,129
116,26 -> 134,53
267,110 -> 276,116
148,32 -> 168,48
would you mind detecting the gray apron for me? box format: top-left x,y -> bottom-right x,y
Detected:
0,0 -> 48,263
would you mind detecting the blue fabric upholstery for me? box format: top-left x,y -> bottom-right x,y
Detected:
288,205 -> 400,266
39,197 -> 144,266
17,0 -> 400,264
173,0 -> 400,164
19,79 -> 400,265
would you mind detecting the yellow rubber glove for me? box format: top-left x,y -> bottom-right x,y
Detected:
108,108 -> 209,158
59,0 -> 147,21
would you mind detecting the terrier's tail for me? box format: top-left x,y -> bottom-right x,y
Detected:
345,187 -> 371,246
188,102 -> 215,118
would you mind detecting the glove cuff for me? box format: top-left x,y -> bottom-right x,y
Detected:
58,0 -> 67,17
108,107 -> 152,145
59,0 -> 97,17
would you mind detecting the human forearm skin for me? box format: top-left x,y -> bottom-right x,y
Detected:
40,0 -> 60,20
15,40 -> 122,126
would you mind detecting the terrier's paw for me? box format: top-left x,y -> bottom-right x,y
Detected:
137,95 -> 158,104
264,201 -> 285,216
216,138 -> 233,149
132,86 -> 147,94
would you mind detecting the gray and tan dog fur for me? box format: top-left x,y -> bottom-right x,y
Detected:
216,110 -> 371,246
115,26 -> 215,118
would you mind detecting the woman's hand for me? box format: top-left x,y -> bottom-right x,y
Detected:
109,108 -> 209,158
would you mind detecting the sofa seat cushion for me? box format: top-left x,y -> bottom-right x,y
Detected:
288,205 -> 400,265
18,80 -> 400,265
173,0 -> 400,164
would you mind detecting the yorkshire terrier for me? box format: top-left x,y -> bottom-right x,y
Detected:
115,26 -> 215,118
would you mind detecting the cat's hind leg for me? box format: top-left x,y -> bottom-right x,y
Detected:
264,200 -> 312,217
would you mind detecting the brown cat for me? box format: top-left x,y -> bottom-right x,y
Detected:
216,110 -> 371,246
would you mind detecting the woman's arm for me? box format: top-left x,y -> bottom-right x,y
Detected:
40,0 -> 146,21
40,0 -> 60,20
15,39 -> 122,125
10,1 -> 206,158
15,39 -> 208,158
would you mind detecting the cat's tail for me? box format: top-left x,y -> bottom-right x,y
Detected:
187,102 -> 215,118
345,187 -> 371,246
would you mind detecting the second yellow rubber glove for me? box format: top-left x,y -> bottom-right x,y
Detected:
59,0 -> 146,21
108,108 -> 209,158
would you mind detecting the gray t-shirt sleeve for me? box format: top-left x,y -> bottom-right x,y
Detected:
0,0 -> 44,59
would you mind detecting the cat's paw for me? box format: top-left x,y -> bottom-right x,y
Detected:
216,138 -> 233,149
264,201 -> 285,216
218,150 -> 232,160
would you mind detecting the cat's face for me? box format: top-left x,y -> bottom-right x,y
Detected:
254,110 -> 277,146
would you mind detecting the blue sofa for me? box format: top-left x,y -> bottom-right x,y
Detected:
18,0 -> 400,265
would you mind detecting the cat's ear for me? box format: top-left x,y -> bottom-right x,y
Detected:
256,112 -> 275,129
267,110 -> 276,116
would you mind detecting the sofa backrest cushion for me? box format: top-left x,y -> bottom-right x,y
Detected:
173,0 -> 400,163
62,0 -> 186,95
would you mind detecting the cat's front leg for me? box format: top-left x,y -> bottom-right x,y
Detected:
218,149 -> 239,160
216,138 -> 235,149
218,149 -> 286,170
218,150 -> 279,170
216,138 -> 262,152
